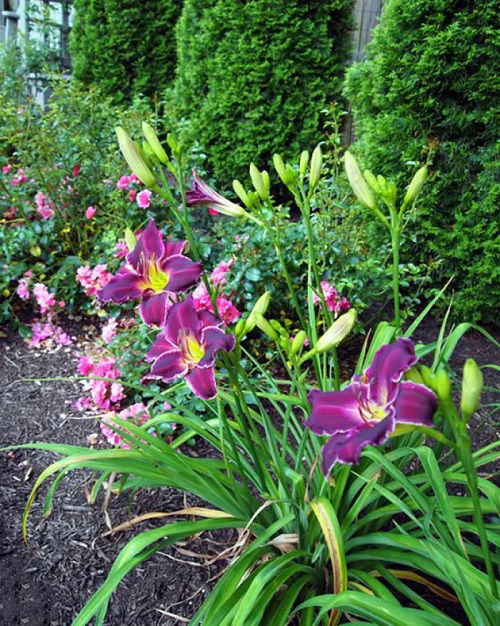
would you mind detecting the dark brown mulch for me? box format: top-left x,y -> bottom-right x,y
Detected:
0,317 -> 498,626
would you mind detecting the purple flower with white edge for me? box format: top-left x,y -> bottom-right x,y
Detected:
145,296 -> 235,400
306,338 -> 437,474
97,219 -> 202,327
186,169 -> 246,217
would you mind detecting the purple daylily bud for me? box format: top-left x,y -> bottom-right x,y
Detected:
145,297 -> 235,400
306,338 -> 437,474
186,169 -> 247,218
97,219 -> 202,326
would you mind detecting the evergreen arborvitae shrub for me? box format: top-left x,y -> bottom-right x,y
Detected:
70,0 -> 182,104
172,0 -> 353,183
344,0 -> 499,322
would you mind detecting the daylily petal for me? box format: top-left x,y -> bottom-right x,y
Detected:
364,338 -> 418,405
145,330 -> 177,361
127,219 -> 165,268
185,365 -> 217,400
140,292 -> 176,327
147,349 -> 187,382
199,326 -> 236,366
163,240 -> 188,258
161,255 -> 202,292
394,381 -> 437,426
164,297 -> 202,344
321,417 -> 395,474
197,308 -> 222,328
97,266 -> 142,303
306,387 -> 363,435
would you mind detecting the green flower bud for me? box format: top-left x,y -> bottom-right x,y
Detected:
344,151 -> 377,211
250,163 -> 268,200
116,127 -> 157,189
461,358 -> 483,421
142,122 -> 169,165
254,313 -> 279,341
434,368 -> 452,403
142,140 -> 155,160
363,170 -> 381,194
314,309 -> 356,353
252,291 -> 271,316
261,170 -> 270,198
299,150 -> 309,176
234,318 -> 247,340
124,227 -> 136,252
273,154 -> 297,186
403,165 -> 427,208
233,179 -> 251,207
166,133 -> 180,155
273,154 -> 286,181
291,330 -> 307,356
309,145 -> 323,191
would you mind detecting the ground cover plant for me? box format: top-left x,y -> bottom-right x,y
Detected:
7,125 -> 499,625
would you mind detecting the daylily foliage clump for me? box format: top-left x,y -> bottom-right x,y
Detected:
15,124 -> 499,626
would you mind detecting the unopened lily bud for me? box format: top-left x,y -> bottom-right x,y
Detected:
299,150 -> 309,177
254,313 -> 279,341
291,330 -> 307,355
273,154 -> 296,186
363,170 -> 381,194
403,165 -> 428,208
344,151 -> 377,211
247,190 -> 261,209
142,122 -> 169,165
235,318 -> 247,340
252,291 -> 271,316
142,140 -> 155,160
116,127 -> 157,188
270,319 -> 285,334
377,175 -> 387,195
404,366 -> 425,385
461,358 -> 483,421
232,179 -> 251,207
386,181 -> 397,206
250,163 -> 268,200
124,227 -> 136,252
309,145 -> 323,191
434,368 -> 452,403
261,170 -> 270,198
166,133 -> 180,155
315,309 -> 356,353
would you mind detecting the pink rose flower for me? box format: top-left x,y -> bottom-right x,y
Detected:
136,189 -> 152,209
101,318 -> 118,344
32,283 -> 56,314
16,278 -> 30,300
116,175 -> 131,190
85,206 -> 96,219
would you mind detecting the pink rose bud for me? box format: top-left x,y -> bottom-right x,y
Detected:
85,206 -> 96,219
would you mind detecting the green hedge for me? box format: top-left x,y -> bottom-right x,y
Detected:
172,0 -> 353,183
70,0 -> 182,104
344,0 -> 500,323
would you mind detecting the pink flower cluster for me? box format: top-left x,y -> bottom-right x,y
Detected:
32,283 -> 56,314
115,172 -> 151,208
76,264 -> 112,297
192,259 -> 241,325
29,321 -> 71,347
16,275 -> 71,347
116,172 -> 141,190
10,168 -> 27,186
76,355 -> 125,410
35,192 -> 55,219
313,281 -> 350,316
101,317 -> 118,344
100,403 -> 151,448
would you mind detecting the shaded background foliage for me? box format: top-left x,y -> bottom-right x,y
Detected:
344,0 -> 500,322
70,0 -> 183,104
171,0 -> 353,182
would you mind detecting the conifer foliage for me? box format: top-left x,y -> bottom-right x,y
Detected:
344,0 -> 499,322
70,0 -> 183,104
172,0 -> 353,182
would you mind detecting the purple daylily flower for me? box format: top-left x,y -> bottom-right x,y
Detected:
306,338 -> 437,474
186,169 -> 246,217
97,220 -> 202,326
144,296 -> 235,400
